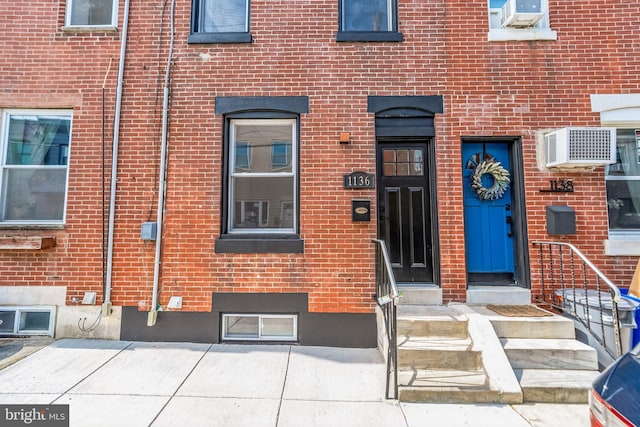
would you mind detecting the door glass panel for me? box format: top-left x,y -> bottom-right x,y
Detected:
383,148 -> 424,176
410,188 -> 426,266
386,188 -> 401,266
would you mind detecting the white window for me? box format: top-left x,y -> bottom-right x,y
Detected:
606,129 -> 640,233
222,314 -> 297,341
0,110 -> 72,224
488,0 -> 556,42
228,119 -> 296,233
66,0 -> 117,27
0,306 -> 56,336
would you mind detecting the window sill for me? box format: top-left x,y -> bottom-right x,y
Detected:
0,236 -> 56,250
215,235 -> 304,254
488,28 -> 557,42
336,32 -> 403,43
61,26 -> 118,33
188,33 -> 253,44
604,239 -> 640,256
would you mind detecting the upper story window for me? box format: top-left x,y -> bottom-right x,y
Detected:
0,110 -> 72,224
606,129 -> 640,234
488,0 -> 556,42
337,0 -> 403,42
228,119 -> 296,233
66,0 -> 117,28
189,0 -> 252,44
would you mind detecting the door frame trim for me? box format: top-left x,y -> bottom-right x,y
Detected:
461,137 -> 530,289
375,140 -> 440,287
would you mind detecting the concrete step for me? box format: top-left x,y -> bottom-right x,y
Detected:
397,305 -> 468,338
398,285 -> 442,305
471,306 -> 576,339
467,286 -> 531,305
502,338 -> 599,370
398,337 -> 481,370
399,387 -> 521,404
398,368 -> 487,388
515,369 -> 600,403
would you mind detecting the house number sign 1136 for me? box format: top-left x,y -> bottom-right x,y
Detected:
344,171 -> 375,189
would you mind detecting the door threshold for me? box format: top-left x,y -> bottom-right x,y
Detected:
397,283 -> 438,288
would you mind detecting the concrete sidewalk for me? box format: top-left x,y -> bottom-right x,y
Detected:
0,339 -> 590,426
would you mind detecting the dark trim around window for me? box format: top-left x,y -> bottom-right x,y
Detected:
336,0 -> 402,43
336,32 -> 403,43
188,32 -> 252,44
215,96 -> 308,254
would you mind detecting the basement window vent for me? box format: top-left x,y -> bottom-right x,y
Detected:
221,314 -> 297,341
0,306 -> 56,336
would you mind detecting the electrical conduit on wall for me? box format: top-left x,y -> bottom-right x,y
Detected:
103,0 -> 131,317
148,0 -> 176,326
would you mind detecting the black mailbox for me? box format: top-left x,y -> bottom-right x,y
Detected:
352,199 -> 371,222
546,205 -> 576,235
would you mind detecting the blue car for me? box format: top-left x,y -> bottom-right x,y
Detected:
590,342 -> 640,426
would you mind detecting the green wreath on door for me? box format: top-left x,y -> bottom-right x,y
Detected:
470,159 -> 511,201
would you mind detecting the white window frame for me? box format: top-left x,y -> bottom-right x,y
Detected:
0,109 -> 72,225
488,0 -> 557,42
65,0 -> 118,29
591,94 -> 640,256
228,118 -> 297,234
0,306 -> 56,337
605,130 -> 640,237
221,314 -> 298,341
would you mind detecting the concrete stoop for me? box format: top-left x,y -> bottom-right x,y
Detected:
396,305 -> 521,404
469,305 -> 600,403
396,302 -> 600,404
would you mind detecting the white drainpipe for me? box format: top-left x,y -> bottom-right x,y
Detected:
103,0 -> 131,317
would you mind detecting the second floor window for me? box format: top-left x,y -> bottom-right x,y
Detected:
66,0 -> 117,27
190,0 -> 251,43
337,0 -> 402,42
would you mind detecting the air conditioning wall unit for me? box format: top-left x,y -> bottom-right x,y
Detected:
501,0 -> 544,28
545,127 -> 617,168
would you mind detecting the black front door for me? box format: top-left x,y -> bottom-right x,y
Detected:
377,142 -> 433,283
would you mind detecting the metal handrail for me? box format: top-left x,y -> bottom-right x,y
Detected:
372,239 -> 399,400
533,241 -> 623,358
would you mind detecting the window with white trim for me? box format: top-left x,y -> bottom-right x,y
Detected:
228,119 -> 296,233
0,306 -> 56,336
66,0 -> 117,27
488,0 -> 556,42
606,129 -> 640,233
222,314 -> 297,341
0,110 -> 72,224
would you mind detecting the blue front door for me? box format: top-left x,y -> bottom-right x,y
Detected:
463,143 -> 515,283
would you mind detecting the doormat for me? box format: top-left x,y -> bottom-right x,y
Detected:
486,304 -> 554,317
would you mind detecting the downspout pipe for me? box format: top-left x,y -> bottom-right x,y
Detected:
148,0 -> 176,326
103,0 -> 131,317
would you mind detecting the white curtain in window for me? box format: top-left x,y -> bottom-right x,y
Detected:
202,0 -> 247,33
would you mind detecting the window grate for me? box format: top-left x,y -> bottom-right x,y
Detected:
568,129 -> 615,161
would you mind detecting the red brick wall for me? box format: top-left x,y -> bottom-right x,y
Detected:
0,0 -> 638,312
